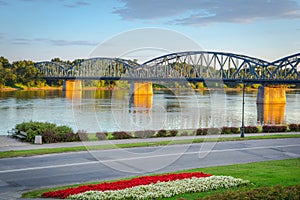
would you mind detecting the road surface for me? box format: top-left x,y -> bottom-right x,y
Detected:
0,138 -> 299,199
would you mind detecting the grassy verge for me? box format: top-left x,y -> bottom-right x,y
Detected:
22,158 -> 300,198
1,134 -> 300,159
162,158 -> 300,200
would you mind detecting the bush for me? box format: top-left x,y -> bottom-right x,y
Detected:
230,127 -> 240,134
289,124 -> 300,132
112,131 -> 133,139
202,128 -> 209,135
42,130 -> 59,143
77,130 -> 88,141
169,130 -> 178,137
196,128 -> 202,135
156,129 -> 168,137
55,125 -> 73,135
221,127 -> 231,134
65,132 -> 79,142
244,126 -> 259,133
96,132 -> 108,140
200,185 -> 300,200
263,125 -> 287,133
134,130 -> 155,138
14,121 -> 75,143
26,128 -> 39,143
221,127 -> 240,134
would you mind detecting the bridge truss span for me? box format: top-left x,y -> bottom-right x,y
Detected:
269,53 -> 300,80
68,57 -> 137,78
34,61 -> 71,77
34,51 -> 300,84
141,51 -> 299,82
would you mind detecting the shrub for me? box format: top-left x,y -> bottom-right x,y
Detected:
25,129 -> 39,143
289,124 -> 300,132
169,130 -> 178,137
65,132 -> 79,142
244,126 -> 259,133
196,128 -> 208,136
112,131 -> 133,139
16,121 -> 56,134
156,129 -> 168,137
221,127 -> 231,134
55,125 -> 73,135
221,127 -> 239,134
196,128 -> 202,135
202,128 -> 209,135
263,125 -> 287,133
230,127 -> 240,134
96,132 -> 107,140
134,130 -> 155,138
42,130 -> 59,143
77,130 -> 88,141
14,121 -> 75,143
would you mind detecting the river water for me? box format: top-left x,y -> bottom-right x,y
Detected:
1,89 -> 300,134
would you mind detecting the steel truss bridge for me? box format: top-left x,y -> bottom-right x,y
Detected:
35,51 -> 300,84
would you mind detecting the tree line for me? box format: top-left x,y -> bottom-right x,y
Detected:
0,57 -> 45,88
0,57 -> 85,89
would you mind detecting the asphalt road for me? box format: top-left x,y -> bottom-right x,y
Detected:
0,138 -> 299,199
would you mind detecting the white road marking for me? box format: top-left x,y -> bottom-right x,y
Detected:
0,144 -> 299,173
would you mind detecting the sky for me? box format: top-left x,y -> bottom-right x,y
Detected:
0,0 -> 299,63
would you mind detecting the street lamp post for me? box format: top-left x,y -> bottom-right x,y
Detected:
241,82 -> 245,138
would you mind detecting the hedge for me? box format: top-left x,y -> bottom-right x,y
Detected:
263,125 -> 287,133
221,127 -> 240,134
244,126 -> 259,133
96,132 -> 108,140
112,131 -> 133,139
289,124 -> 300,132
15,121 -> 79,143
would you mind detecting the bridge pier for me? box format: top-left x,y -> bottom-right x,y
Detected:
62,80 -> 82,91
130,82 -> 153,108
257,86 -> 286,104
256,86 -> 286,124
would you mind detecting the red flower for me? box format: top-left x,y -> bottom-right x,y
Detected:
42,172 -> 212,198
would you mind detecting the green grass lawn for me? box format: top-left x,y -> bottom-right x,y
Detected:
162,158 -> 300,199
22,158 -> 300,199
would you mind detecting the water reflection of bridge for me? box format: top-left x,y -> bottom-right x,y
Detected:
35,51 -> 299,125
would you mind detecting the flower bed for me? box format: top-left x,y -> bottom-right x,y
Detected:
42,172 -> 212,199
67,176 -> 250,200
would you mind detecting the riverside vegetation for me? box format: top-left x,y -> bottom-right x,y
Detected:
11,121 -> 300,144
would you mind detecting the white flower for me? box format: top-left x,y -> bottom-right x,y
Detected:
68,176 -> 249,200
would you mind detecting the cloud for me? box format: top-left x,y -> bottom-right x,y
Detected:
0,0 -> 8,6
114,0 -> 300,25
10,37 -> 97,46
17,0 -> 90,8
48,39 -> 97,46
63,1 -> 90,8
11,38 -> 32,45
